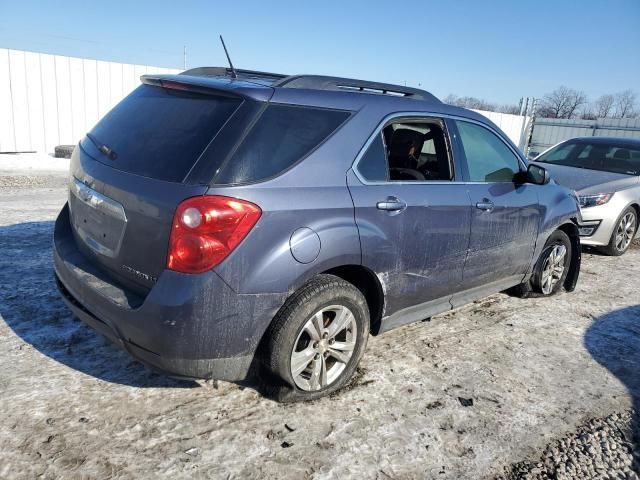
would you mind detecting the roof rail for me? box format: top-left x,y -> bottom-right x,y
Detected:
179,68 -> 440,102
274,75 -> 440,102
180,66 -> 288,84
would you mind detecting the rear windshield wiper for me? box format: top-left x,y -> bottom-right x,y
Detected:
86,133 -> 117,160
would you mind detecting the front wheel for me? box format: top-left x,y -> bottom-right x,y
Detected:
263,275 -> 370,402
508,230 -> 572,298
532,230 -> 572,295
600,207 -> 637,256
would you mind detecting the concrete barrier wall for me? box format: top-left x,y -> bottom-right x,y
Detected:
0,48 -> 180,153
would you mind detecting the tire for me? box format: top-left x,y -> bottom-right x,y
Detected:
509,230 -> 572,298
531,230 -> 572,295
54,145 -> 75,159
599,207 -> 637,256
263,274 -> 370,402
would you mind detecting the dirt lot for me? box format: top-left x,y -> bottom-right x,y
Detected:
0,169 -> 638,479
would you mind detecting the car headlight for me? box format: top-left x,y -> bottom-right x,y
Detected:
578,193 -> 613,208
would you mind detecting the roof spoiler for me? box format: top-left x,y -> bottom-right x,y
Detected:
140,74 -> 274,102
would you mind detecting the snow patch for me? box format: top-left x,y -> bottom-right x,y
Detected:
0,153 -> 70,175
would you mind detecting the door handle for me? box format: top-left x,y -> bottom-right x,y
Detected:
376,197 -> 407,212
475,200 -> 494,212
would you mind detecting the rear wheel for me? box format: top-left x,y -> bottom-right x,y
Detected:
263,275 -> 369,402
600,207 -> 637,256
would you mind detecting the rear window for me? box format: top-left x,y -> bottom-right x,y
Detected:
87,85 -> 241,182
213,104 -> 350,184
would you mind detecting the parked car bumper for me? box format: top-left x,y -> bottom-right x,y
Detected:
53,204 -> 287,381
578,195 -> 639,246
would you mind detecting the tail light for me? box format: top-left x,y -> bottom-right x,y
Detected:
167,196 -> 261,273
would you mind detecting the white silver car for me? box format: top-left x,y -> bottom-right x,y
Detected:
533,137 -> 640,256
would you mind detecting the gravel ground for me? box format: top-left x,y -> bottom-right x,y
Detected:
0,171 -> 638,479
498,412 -> 639,479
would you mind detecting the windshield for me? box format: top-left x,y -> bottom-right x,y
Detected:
535,140 -> 640,176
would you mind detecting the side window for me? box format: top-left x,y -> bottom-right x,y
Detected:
356,118 -> 452,182
384,121 -> 452,181
456,121 -> 521,182
215,105 -> 350,184
357,134 -> 388,182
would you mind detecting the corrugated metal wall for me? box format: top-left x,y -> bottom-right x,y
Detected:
529,117 -> 640,155
0,48 -> 180,153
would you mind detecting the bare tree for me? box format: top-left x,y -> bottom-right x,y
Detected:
580,108 -> 597,120
444,94 -> 497,112
614,90 -> 637,118
443,94 -> 459,105
499,104 -> 522,115
538,86 -> 588,119
593,94 -> 615,118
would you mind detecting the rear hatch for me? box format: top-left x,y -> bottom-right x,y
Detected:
68,78 -> 263,294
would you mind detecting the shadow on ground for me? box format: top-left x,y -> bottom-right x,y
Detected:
584,305 -> 640,471
0,220 -> 196,389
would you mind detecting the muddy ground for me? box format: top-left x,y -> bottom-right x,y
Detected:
0,170 -> 638,479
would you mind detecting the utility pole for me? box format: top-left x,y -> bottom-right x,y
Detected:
525,98 -> 538,158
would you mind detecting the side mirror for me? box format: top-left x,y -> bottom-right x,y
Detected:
527,164 -> 550,185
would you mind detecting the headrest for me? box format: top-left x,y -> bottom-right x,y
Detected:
586,145 -> 609,160
613,148 -> 631,160
423,124 -> 443,142
388,128 -> 424,158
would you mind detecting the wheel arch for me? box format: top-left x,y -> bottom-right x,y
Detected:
629,203 -> 640,237
254,263 -> 385,372
321,265 -> 385,335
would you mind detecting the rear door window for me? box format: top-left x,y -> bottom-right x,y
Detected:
355,118 -> 453,182
87,85 -> 241,182
214,104 -> 350,184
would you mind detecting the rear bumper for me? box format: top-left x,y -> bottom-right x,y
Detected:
53,204 -> 287,381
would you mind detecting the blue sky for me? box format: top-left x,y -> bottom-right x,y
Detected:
1,0 -> 638,104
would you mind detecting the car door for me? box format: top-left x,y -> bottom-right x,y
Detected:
347,116 -> 472,328
448,119 -> 542,296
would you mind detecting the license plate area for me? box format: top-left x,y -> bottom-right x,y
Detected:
69,178 -> 127,258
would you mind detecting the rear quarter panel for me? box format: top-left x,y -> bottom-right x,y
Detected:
210,184 -> 361,294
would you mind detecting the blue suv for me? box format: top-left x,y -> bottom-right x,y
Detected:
53,67 -> 581,401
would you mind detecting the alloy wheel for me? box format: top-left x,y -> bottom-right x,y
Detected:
290,305 -> 357,391
541,244 -> 567,294
615,212 -> 636,253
